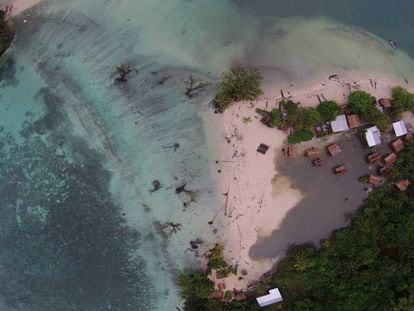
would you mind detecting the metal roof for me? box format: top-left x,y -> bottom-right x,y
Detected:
256,288 -> 283,307
330,114 -> 349,133
365,126 -> 381,147
392,121 -> 408,137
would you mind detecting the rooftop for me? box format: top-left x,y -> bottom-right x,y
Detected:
393,121 -> 408,137
347,114 -> 361,129
330,114 -> 349,133
365,126 -> 381,147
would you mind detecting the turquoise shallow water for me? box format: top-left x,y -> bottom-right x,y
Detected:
0,0 -> 414,310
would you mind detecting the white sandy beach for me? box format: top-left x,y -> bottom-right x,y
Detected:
202,71 -> 414,289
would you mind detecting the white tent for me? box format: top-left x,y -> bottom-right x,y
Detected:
256,288 -> 283,307
365,126 -> 381,147
393,121 -> 408,137
330,114 -> 349,133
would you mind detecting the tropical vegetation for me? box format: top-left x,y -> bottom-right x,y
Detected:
317,100 -> 341,121
348,90 -> 389,131
392,86 -> 414,116
215,67 -> 263,111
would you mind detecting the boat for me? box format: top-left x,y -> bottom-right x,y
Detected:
388,40 -> 397,50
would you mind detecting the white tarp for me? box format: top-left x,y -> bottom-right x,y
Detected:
256,288 -> 283,307
330,114 -> 349,132
393,121 -> 408,137
365,126 -> 381,147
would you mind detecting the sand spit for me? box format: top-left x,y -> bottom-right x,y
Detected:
202,71 -> 414,289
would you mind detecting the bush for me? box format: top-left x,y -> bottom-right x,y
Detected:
392,86 -> 414,115
349,90 -> 376,117
224,290 -> 233,301
281,100 -> 321,130
215,67 -> 263,111
287,130 -> 314,144
317,100 -> 341,121
177,271 -> 214,300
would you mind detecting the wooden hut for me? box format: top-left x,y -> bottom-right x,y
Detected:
392,139 -> 404,153
368,152 -> 381,164
347,114 -> 361,129
327,143 -> 342,157
369,175 -> 385,186
395,179 -> 411,192
209,290 -> 224,300
334,165 -> 346,175
287,144 -> 298,159
378,98 -> 392,109
384,153 -> 397,166
313,158 -> 325,167
306,147 -> 321,160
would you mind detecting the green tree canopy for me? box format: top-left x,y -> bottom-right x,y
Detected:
287,129 -> 314,144
317,100 -> 341,121
392,86 -> 414,115
215,67 -> 263,111
177,271 -> 214,300
348,90 -> 376,117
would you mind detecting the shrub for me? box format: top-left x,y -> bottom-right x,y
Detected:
215,67 -> 263,111
224,290 -> 233,301
392,86 -> 414,115
317,100 -> 341,121
349,91 -> 376,117
287,130 -> 314,144
177,271 -> 214,300
271,108 -> 283,127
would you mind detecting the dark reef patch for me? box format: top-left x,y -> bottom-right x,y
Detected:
0,58 -> 19,87
0,92 -> 153,310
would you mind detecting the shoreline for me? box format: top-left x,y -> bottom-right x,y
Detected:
2,0 -> 42,17
202,70 -> 414,289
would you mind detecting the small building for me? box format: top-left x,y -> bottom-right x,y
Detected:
393,121 -> 408,137
384,153 -> 397,166
392,139 -> 404,153
378,98 -> 392,109
369,175 -> 385,186
330,114 -> 349,132
395,179 -> 411,192
256,288 -> 283,307
257,144 -> 269,154
234,292 -> 247,301
368,152 -> 381,164
347,114 -> 361,129
365,126 -> 382,147
313,158 -> 325,166
327,143 -> 342,157
209,290 -> 224,300
334,165 -> 346,175
315,124 -> 330,137
287,145 -> 298,159
306,147 -> 321,160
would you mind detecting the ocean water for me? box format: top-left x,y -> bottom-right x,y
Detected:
0,0 -> 414,310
